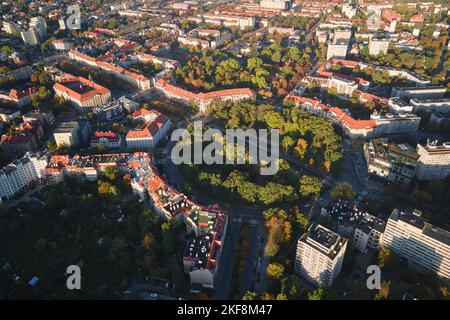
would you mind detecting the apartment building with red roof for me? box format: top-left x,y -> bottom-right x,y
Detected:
285,95 -> 419,139
90,131 -> 122,149
0,87 -> 39,107
127,152 -> 228,289
54,76 -> 111,112
381,8 -> 401,22
154,79 -> 255,113
68,50 -> 152,91
126,109 -> 172,151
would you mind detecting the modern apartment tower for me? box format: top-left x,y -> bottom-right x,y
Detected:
295,223 -> 348,287
381,209 -> 450,280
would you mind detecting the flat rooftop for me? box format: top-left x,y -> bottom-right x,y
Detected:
390,209 -> 450,245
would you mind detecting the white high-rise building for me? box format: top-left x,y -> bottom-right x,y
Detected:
260,0 -> 291,10
295,223 -> 348,287
369,37 -> 390,55
415,141 -> 450,181
0,152 -> 48,200
2,21 -> 19,34
381,209 -> 450,280
29,17 -> 47,39
342,3 -> 357,19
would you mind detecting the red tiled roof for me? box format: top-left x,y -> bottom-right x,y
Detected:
54,76 -> 110,101
155,79 -> 254,103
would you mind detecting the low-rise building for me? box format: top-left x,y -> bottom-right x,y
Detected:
90,131 -> 122,149
126,109 -> 171,150
54,76 -> 112,112
154,79 -> 255,113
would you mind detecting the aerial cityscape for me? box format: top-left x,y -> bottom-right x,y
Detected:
0,0 -> 449,302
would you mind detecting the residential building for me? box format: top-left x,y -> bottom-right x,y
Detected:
2,21 -> 19,34
127,153 -> 228,289
51,39 -> 73,51
415,141 -> 450,181
295,223 -> 347,287
260,0 -> 291,10
154,79 -> 255,113
191,14 -> 255,30
342,3 -> 357,19
0,108 -> 21,123
54,76 -> 111,112
1,121 -> 44,155
0,87 -> 39,107
20,29 -> 40,46
381,208 -> 450,279
90,131 -> 122,149
363,138 -> 418,185
0,152 -> 48,201
369,37 -> 390,55
68,50 -> 152,91
286,96 -> 419,139
22,110 -> 55,128
327,43 -> 349,61
391,86 -> 447,100
53,121 -> 79,147
126,109 -> 172,150
45,153 -> 130,182
327,75 -> 358,97
183,206 -> 228,289
320,199 -> 386,253
354,215 -> 386,253
410,98 -> 450,113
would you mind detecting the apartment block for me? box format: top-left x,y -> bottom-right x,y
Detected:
369,37 -> 390,55
53,121 -> 80,147
295,223 -> 347,287
363,138 -> 418,185
381,209 -> 450,279
415,141 -> 450,181
0,152 -> 48,200
320,199 -> 386,252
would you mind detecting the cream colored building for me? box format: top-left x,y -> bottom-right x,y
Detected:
381,209 -> 450,280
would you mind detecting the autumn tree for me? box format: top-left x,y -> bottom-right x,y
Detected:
267,263 -> 284,280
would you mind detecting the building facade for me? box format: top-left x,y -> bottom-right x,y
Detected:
381,209 -> 450,280
415,141 -> 450,181
295,223 -> 347,287
363,139 -> 418,185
